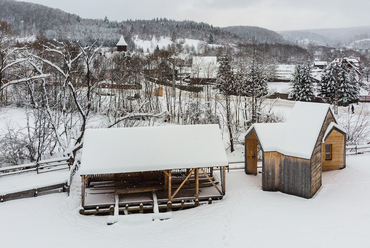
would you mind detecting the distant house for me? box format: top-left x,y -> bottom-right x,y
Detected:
79,124 -> 228,215
333,57 -> 361,79
244,102 -> 346,199
274,64 -> 295,81
191,56 -> 218,80
116,35 -> 128,52
313,61 -> 328,70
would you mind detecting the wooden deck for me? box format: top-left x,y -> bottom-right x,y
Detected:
80,168 -> 226,215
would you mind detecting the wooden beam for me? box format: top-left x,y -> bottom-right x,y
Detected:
222,166 -> 226,195
195,168 -> 199,199
200,168 -> 222,195
171,168 -> 195,200
82,175 -> 91,183
168,170 -> 172,201
115,186 -> 164,194
81,175 -> 86,207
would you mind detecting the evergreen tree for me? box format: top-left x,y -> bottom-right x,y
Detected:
290,65 -> 315,101
216,55 -> 235,152
319,61 -> 360,104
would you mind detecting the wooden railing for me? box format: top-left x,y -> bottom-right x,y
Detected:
346,145 -> 370,155
0,181 -> 68,203
0,157 -> 70,177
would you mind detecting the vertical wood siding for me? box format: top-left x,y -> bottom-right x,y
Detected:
279,156 -> 311,198
322,129 -> 346,171
245,132 -> 258,175
310,110 -> 336,197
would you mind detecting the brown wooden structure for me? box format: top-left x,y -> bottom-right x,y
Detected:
116,35 -> 128,52
244,102 -> 346,199
79,125 -> 228,215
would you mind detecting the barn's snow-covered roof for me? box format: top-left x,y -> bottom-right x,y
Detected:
80,124 -> 228,175
247,102 -> 335,159
116,36 -> 128,46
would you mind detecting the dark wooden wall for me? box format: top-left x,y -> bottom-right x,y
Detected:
262,152 -> 280,191
279,156 -> 311,198
310,109 -> 336,197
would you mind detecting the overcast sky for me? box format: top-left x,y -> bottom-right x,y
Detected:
20,0 -> 370,31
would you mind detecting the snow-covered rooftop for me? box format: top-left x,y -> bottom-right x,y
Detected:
80,124 -> 228,175
116,36 -> 128,46
249,102 -> 335,159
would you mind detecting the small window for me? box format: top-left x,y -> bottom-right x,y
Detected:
325,144 -> 332,160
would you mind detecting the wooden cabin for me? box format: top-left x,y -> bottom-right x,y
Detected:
116,35 -> 128,52
79,124 -> 228,215
244,102 -> 346,199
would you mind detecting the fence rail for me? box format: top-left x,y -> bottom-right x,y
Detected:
346,145 -> 370,155
0,157 -> 70,177
0,181 -> 68,203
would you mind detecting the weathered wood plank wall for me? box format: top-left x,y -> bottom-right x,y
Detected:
310,109 -> 336,197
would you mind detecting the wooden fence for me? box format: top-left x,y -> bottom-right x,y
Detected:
0,157 -> 70,177
0,181 -> 68,203
346,145 -> 370,155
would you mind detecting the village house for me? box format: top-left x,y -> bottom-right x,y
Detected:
79,124 -> 228,215
244,102 -> 346,199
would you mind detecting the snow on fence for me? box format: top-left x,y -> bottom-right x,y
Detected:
346,145 -> 370,155
0,157 -> 70,177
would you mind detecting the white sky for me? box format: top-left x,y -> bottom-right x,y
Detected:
20,0 -> 370,31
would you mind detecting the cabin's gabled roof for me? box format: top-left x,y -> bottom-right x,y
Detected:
116,35 -> 128,46
246,102 -> 335,159
322,122 -> 346,142
80,124 -> 228,175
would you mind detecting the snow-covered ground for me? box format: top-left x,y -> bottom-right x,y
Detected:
1,98 -> 370,247
0,153 -> 369,248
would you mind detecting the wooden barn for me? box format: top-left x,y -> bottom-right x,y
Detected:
79,124 -> 228,215
116,35 -> 128,52
244,102 -> 346,198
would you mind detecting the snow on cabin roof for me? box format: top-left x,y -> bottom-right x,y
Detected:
322,122 -> 346,143
80,124 -> 228,175
116,36 -> 128,46
249,102 -> 333,159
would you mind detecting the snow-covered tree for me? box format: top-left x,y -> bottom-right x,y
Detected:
216,55 -> 236,152
319,61 -> 360,104
235,55 -> 268,124
290,65 -> 315,101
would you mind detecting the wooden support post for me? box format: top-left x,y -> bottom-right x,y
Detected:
81,175 -> 86,207
200,168 -> 222,195
195,168 -> 199,199
139,203 -> 143,213
222,166 -> 226,195
168,170 -> 172,201
171,168 -> 196,200
210,167 -> 214,177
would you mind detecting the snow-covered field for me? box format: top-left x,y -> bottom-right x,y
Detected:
0,154 -> 370,248
1,100 -> 370,248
